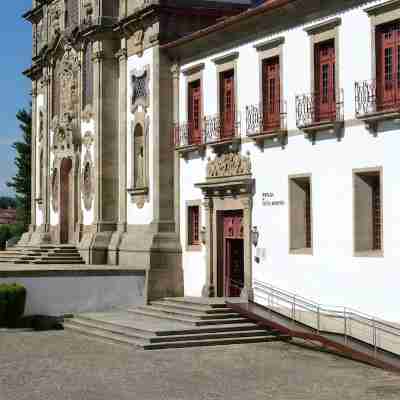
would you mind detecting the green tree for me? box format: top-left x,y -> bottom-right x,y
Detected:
7,107 -> 32,229
0,197 -> 16,209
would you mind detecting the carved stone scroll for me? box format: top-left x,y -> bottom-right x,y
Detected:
206,152 -> 252,179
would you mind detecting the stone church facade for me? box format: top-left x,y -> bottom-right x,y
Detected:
22,0 -> 253,299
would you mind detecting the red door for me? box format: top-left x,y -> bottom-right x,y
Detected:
222,211 -> 244,297
376,22 -> 400,110
315,40 -> 336,122
220,70 -> 235,139
188,80 -> 202,145
262,56 -> 280,131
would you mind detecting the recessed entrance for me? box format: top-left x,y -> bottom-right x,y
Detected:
218,210 -> 244,297
59,158 -> 72,244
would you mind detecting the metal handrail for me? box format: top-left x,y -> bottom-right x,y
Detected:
253,279 -> 400,356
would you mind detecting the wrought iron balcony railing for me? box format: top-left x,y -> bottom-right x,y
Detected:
246,100 -> 287,137
171,121 -> 203,149
355,79 -> 400,117
203,112 -> 241,145
296,89 -> 344,129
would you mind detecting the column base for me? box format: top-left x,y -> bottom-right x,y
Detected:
202,284 -> 215,298
240,286 -> 254,302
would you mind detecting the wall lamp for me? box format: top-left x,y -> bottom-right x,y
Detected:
251,226 -> 259,247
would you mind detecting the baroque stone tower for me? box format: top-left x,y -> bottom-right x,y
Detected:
22,0 -> 251,299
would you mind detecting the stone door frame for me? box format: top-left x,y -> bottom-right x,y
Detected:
196,175 -> 254,300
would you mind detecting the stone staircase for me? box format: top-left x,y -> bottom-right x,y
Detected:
63,297 -> 289,350
0,245 -> 85,265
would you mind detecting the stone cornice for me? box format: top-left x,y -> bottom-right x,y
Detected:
364,0 -> 400,15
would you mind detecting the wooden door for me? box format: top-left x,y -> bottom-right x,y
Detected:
59,158 -> 72,244
222,211 -> 244,297
315,40 -> 336,122
188,80 -> 202,145
262,56 -> 280,131
376,22 -> 400,110
220,70 -> 235,139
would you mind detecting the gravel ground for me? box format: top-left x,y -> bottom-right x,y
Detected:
0,330 -> 400,400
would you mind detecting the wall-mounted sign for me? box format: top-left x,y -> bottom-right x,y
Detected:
262,192 -> 285,207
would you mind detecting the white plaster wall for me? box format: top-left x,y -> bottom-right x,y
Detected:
178,1 -> 400,321
126,48 -> 154,225
81,119 -> 95,225
0,274 -> 146,316
35,94 -> 44,226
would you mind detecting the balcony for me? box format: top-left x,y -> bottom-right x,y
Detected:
355,79 -> 400,134
171,121 -> 205,157
203,112 -> 241,152
296,89 -> 344,142
246,101 -> 287,148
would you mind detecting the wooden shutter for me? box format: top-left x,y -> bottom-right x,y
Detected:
188,206 -> 200,245
220,70 -> 235,139
262,56 -> 280,132
376,22 -> 400,110
315,40 -> 335,122
188,81 -> 202,145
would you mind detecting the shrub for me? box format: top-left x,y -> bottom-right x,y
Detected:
0,283 -> 26,327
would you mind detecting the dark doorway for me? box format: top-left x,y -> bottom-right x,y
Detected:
217,210 -> 244,297
59,158 -> 72,244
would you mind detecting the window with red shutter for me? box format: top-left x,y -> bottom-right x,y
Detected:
376,21 -> 400,111
220,70 -> 235,139
188,80 -> 202,145
188,206 -> 200,246
262,56 -> 280,132
314,40 -> 335,122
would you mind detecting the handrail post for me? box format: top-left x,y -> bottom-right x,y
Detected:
373,318 -> 377,360
344,307 -> 347,345
317,306 -> 320,333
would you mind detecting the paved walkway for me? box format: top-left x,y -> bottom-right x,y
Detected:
1,330 -> 400,400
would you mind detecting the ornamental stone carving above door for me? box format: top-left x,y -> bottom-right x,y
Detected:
206,152 -> 252,179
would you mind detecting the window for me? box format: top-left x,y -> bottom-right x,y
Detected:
290,176 -> 312,253
188,80 -> 202,145
314,39 -> 336,122
187,204 -> 201,250
262,56 -> 281,131
376,21 -> 400,110
354,170 -> 383,255
219,69 -> 235,138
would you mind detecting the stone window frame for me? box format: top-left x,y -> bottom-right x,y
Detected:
304,18 -> 341,99
353,167 -> 384,258
130,64 -> 150,114
365,0 -> 400,82
186,200 -> 202,252
182,63 -> 205,132
288,173 -> 313,255
254,36 -> 285,116
211,52 -> 240,128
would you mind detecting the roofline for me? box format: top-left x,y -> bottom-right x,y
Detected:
161,0 -> 297,50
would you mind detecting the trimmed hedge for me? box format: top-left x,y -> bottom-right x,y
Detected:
0,283 -> 26,328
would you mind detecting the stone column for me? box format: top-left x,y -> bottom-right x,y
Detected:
241,196 -> 254,301
92,42 -> 104,230
30,81 -> 38,232
116,42 -> 128,233
202,196 -> 215,297
171,62 -> 180,234
43,67 -> 51,233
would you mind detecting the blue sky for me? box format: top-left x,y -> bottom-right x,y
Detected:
0,1 -> 33,196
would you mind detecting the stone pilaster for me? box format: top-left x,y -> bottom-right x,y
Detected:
171,62 -> 180,234
202,197 -> 215,297
43,66 -> 51,232
117,43 -> 128,232
30,81 -> 38,231
241,196 -> 254,301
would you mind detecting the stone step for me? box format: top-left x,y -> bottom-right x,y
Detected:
143,335 -> 283,350
31,260 -> 84,265
74,314 -> 262,336
125,307 -> 249,326
142,305 -> 240,320
164,297 -> 228,309
63,323 -> 147,348
150,300 -> 233,314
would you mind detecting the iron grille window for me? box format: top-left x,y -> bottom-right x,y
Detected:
132,72 -> 147,108
188,206 -> 200,246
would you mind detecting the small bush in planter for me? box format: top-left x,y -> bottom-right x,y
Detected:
0,283 -> 26,328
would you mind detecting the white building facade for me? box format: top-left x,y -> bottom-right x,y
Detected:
166,0 -> 400,321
